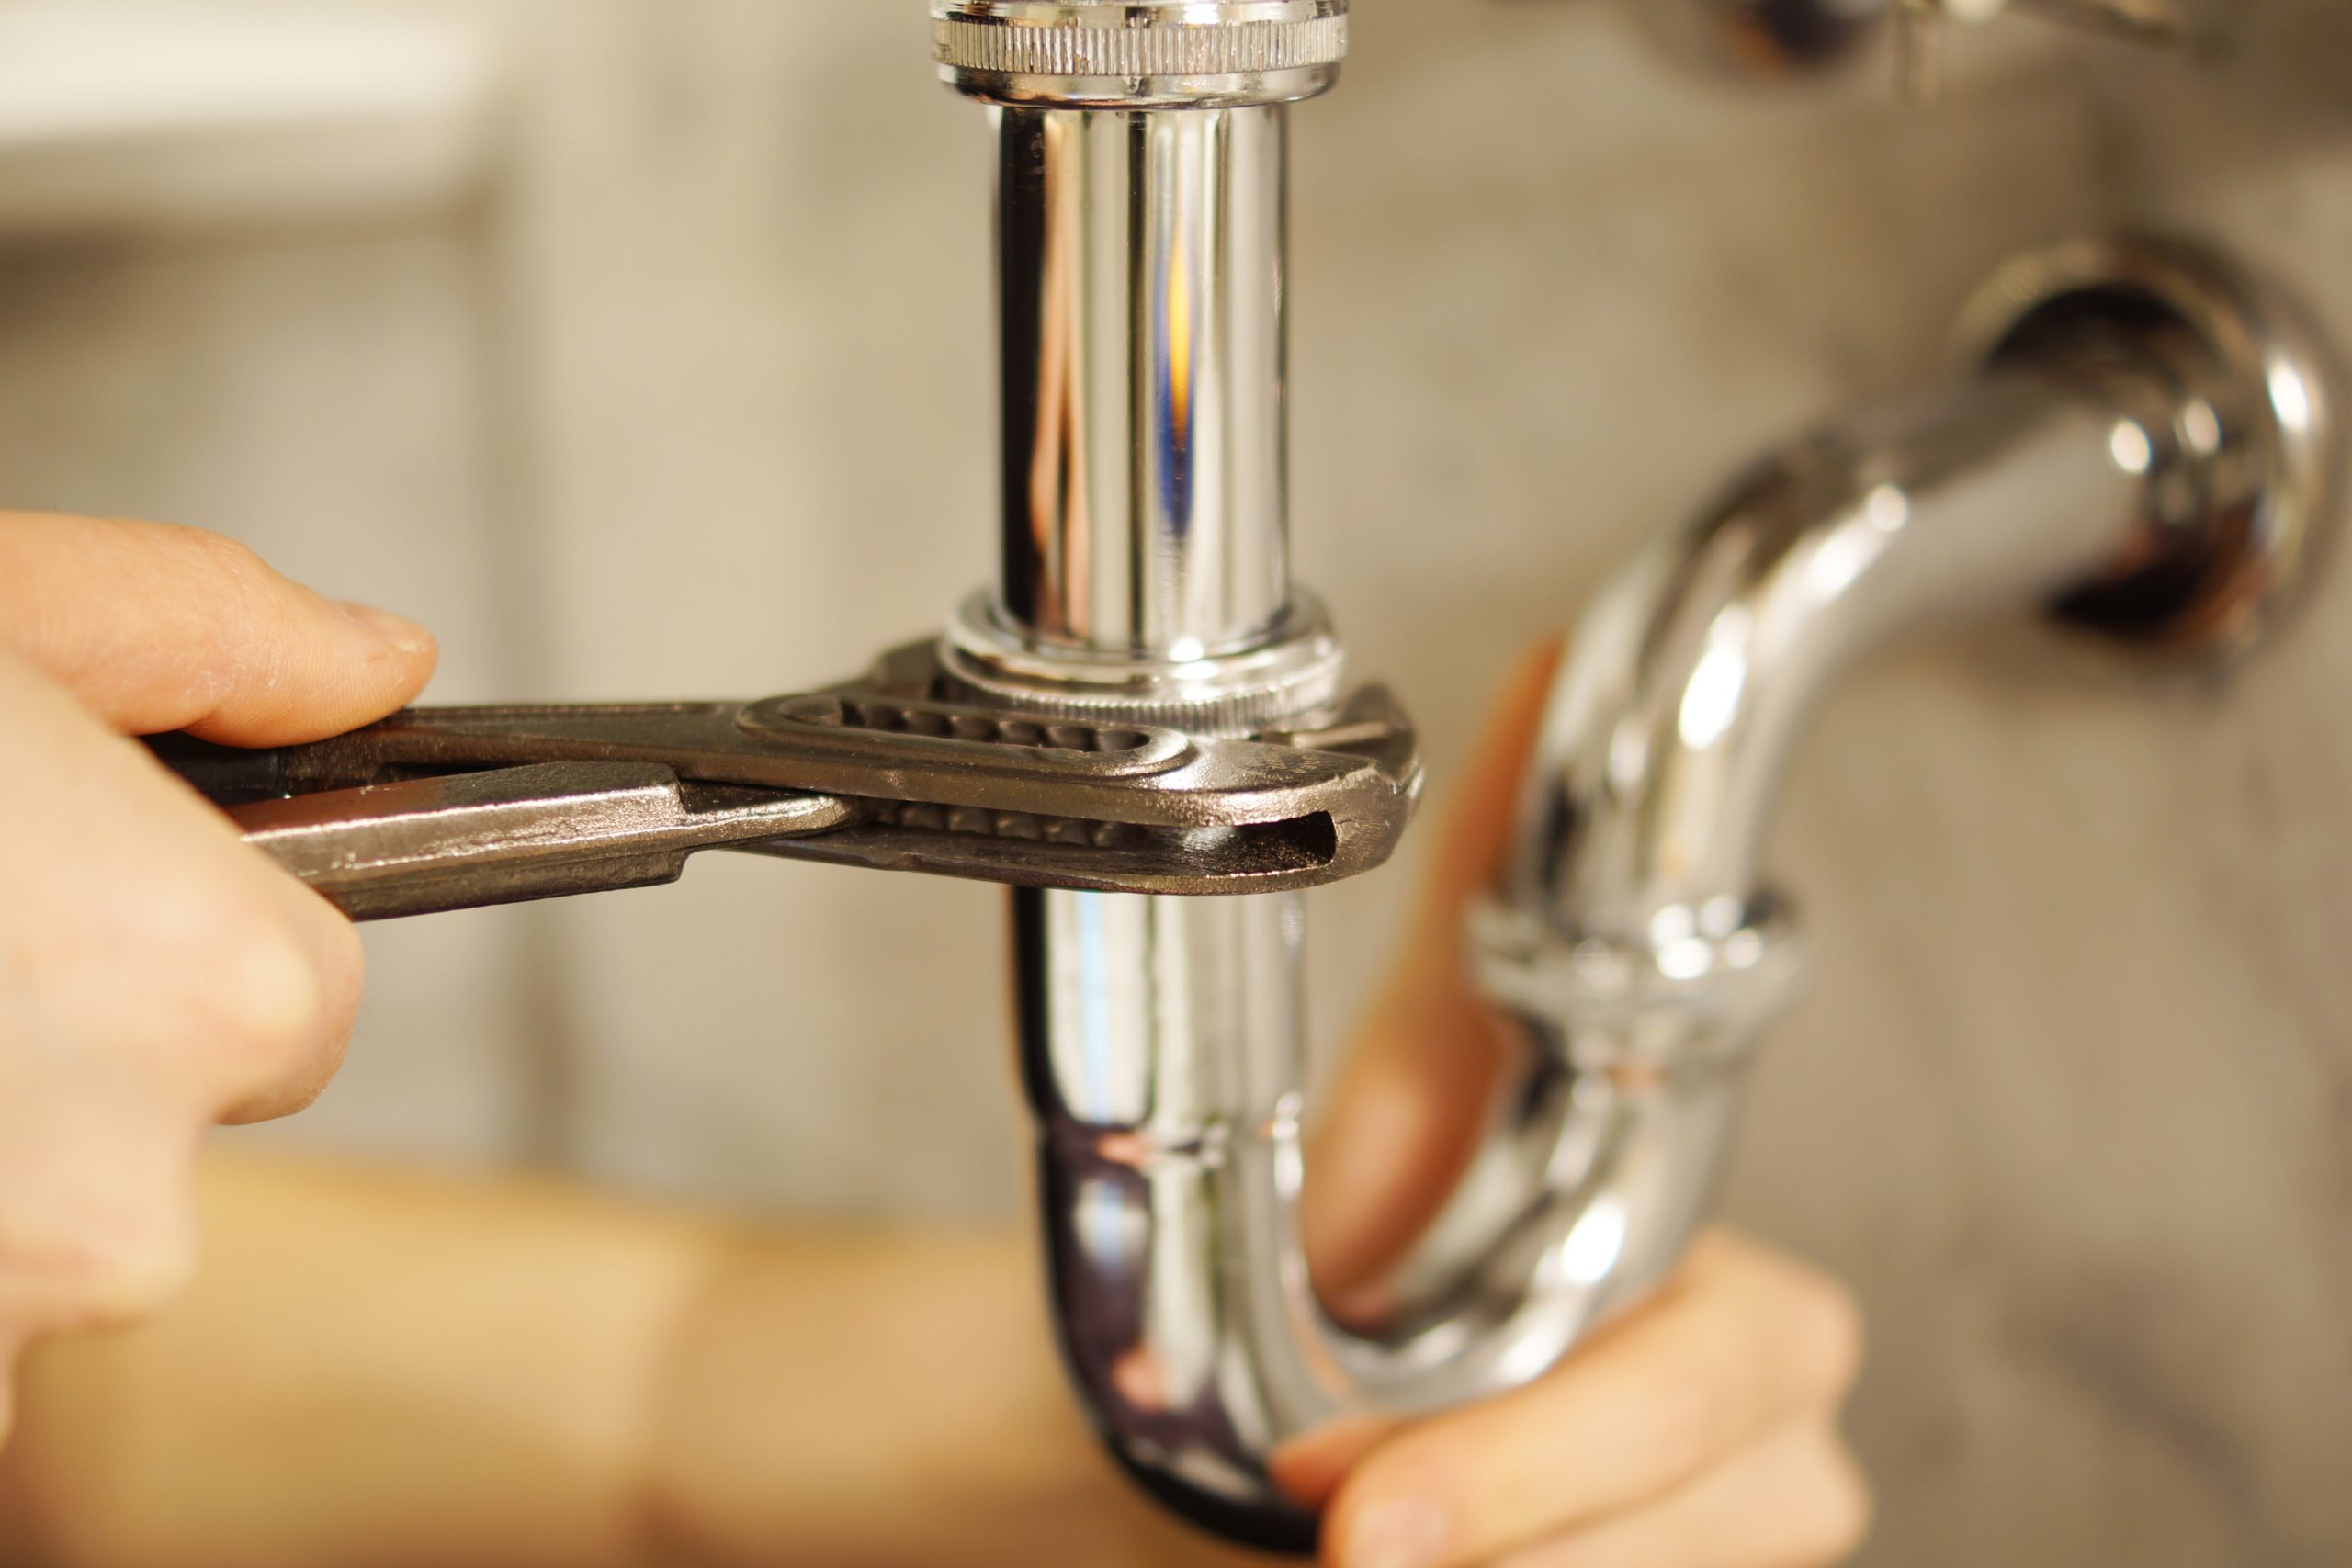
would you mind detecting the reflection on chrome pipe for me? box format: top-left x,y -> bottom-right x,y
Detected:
1456,375 -> 2151,1366
1505,376 -> 2140,936
1018,370 -> 2151,1551
1014,889 -> 1320,1543
980,73 -> 1348,1549
1469,237 -> 2336,1441
1012,243 -> 2323,1550
994,106 -> 1291,657
939,10 -> 2334,1554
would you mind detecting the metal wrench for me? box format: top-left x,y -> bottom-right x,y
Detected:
149,638 -> 1422,918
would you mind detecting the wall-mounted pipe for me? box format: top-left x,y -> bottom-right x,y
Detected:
1464,231 -> 2335,1536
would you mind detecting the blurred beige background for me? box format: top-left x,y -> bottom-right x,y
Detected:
2,2 -> 2348,1562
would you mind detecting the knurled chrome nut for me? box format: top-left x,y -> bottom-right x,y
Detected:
933,1 -> 1350,109
941,591 -> 1350,739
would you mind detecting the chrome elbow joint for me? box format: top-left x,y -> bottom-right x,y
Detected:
1469,231 -> 2337,1459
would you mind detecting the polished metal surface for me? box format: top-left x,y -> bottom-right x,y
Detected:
934,1 -> 1349,109
944,589 -> 1348,735
1953,236 -> 2343,659
1453,235 -> 2339,1542
993,105 -> 1295,656
150,637 -> 1420,903
978,47 -> 1399,1549
1022,367 -> 2152,1550
1002,222 -> 2336,1546
221,763 -> 852,920
1505,376 -> 2154,931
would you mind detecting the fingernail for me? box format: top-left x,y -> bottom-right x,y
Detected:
1343,1498 -> 1453,1568
340,601 -> 434,656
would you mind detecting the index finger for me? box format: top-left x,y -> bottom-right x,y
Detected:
0,513 -> 437,745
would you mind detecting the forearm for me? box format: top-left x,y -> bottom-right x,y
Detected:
0,1152 -> 1237,1568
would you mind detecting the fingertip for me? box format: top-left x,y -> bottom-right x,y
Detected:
1323,1442 -> 1462,1568
1747,1248 -> 1866,1405
1327,1495 -> 1453,1568
336,600 -> 436,660
1272,1415 -> 1401,1515
177,600 -> 438,747
1304,1027 -> 1510,1299
231,886 -> 365,1124
311,595 -> 439,716
206,872 -> 366,1126
333,598 -> 441,716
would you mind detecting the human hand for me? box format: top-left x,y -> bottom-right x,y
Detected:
0,513 -> 435,1438
1301,647 -> 1871,1568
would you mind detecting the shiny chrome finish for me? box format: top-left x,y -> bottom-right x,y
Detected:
935,1 -> 1349,109
1954,236 -> 2342,659
957,1 -> 1402,1546
1026,358 -> 2155,1551
1456,236 -> 2338,1509
1494,374 -> 2146,989
990,104 -> 1295,657
944,589 -> 1348,735
1006,227 -> 2336,1547
949,1 -> 2335,1552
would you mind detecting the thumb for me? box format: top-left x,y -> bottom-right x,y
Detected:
1303,641 -> 1563,1307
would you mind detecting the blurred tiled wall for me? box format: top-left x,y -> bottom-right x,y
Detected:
4,2 -> 2347,1562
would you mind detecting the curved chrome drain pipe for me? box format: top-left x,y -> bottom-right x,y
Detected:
933,14 -> 2336,1547
1469,241 -> 2339,1432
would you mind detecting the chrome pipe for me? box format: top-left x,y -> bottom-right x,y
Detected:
940,8 -> 2323,1555
1020,368 -> 2163,1550
993,106 -> 1292,656
1464,238 -> 2334,1491
973,54 -> 1346,1550
1456,375 -> 2153,1361
1506,377 -> 2143,937
1018,249 -> 2303,1549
